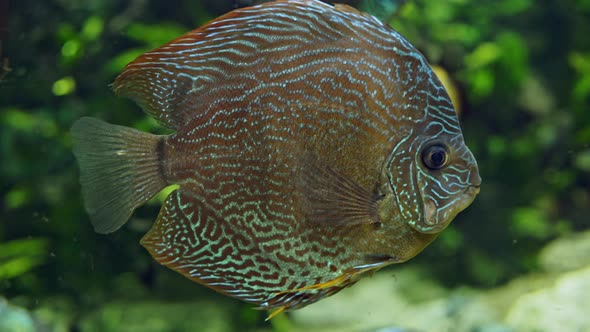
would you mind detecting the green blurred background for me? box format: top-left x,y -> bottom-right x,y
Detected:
1,0 -> 589,331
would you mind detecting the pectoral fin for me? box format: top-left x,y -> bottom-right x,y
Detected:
299,156 -> 383,226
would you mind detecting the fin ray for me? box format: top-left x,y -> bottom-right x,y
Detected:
299,156 -> 382,226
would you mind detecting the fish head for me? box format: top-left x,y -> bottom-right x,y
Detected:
382,65 -> 480,234
384,122 -> 481,234
411,131 -> 481,233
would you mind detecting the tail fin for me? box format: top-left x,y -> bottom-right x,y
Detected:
71,117 -> 168,234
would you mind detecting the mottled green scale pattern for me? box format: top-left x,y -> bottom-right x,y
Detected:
80,0 -> 481,313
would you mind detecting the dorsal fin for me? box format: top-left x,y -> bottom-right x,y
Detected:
112,0 -> 382,130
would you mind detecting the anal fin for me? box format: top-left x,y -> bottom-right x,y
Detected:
141,189 -> 269,305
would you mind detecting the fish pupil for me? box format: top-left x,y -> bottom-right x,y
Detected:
423,145 -> 448,170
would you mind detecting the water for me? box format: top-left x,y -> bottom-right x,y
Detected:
1,0 -> 589,331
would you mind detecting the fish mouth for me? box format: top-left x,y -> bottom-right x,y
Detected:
466,185 -> 480,196
420,185 -> 480,234
457,185 -> 480,211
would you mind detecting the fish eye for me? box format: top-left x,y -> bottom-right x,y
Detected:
422,144 -> 449,170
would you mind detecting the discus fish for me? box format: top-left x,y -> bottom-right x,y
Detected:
71,0 -> 480,318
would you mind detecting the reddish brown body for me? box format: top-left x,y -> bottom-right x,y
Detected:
71,0 -> 480,317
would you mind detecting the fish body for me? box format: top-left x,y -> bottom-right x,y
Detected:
71,0 -> 480,316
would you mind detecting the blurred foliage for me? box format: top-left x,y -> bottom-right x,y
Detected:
0,239 -> 48,280
0,0 -> 589,330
